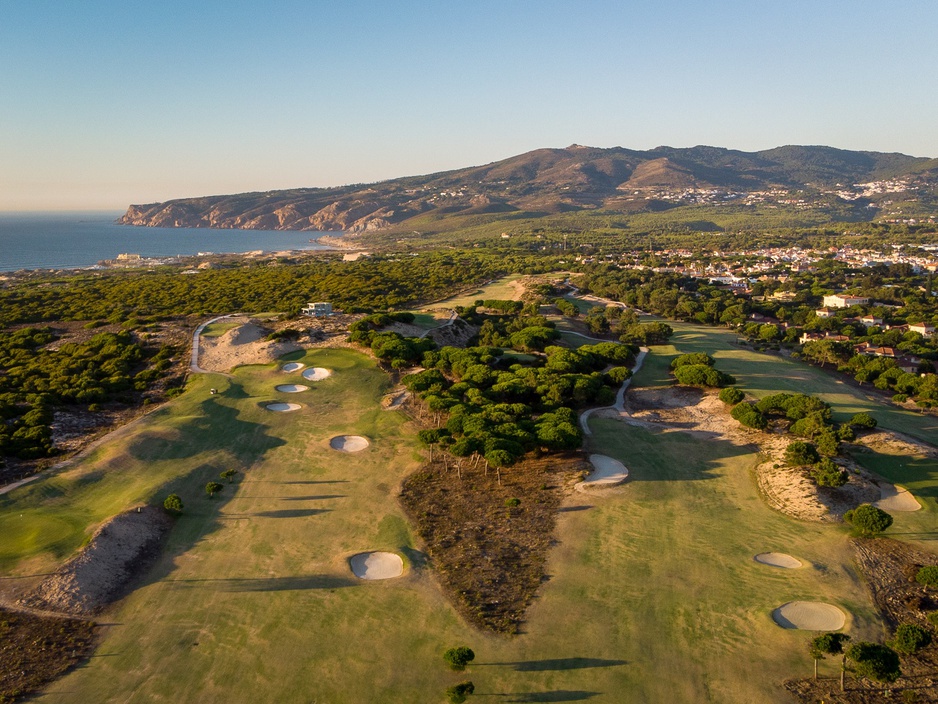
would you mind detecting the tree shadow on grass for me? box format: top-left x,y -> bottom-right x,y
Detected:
481,658 -> 626,672
590,421 -> 750,482
250,508 -> 332,519
128,397 -> 286,466
168,575 -> 356,592
504,692 -> 601,703
477,691 -> 601,702
851,449 -> 938,503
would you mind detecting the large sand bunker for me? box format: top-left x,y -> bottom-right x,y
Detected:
575,454 -> 629,491
274,384 -> 309,393
349,552 -> 404,580
302,367 -> 333,382
266,402 -> 302,413
772,601 -> 846,630
281,362 -> 305,373
754,552 -> 803,569
23,506 -> 172,615
330,435 -> 370,452
874,483 -> 921,512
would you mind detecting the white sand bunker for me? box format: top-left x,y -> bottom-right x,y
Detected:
266,402 -> 302,413
754,552 -> 803,569
302,367 -> 333,382
350,552 -> 404,580
773,601 -> 846,631
275,384 -> 309,393
874,483 -> 921,512
575,454 -> 629,491
330,435 -> 370,452
281,362 -> 305,373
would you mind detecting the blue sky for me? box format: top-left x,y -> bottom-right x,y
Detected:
1,0 -> 936,210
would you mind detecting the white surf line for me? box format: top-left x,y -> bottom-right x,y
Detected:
579,347 -> 648,437
190,313 -> 241,373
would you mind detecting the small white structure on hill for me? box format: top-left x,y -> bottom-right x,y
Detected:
822,294 -> 870,308
301,302 -> 333,317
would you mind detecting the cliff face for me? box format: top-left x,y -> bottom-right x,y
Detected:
118,144 -> 938,233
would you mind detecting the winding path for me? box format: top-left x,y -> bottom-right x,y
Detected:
419,310 -> 459,339
579,347 -> 648,436
190,314 -> 240,373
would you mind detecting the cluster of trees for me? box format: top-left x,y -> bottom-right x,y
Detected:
348,313 -> 437,369
808,618 -> 933,690
670,353 -> 735,388
0,251 -> 529,326
393,337 -> 635,471
722,390 -> 879,490
0,329 -> 172,460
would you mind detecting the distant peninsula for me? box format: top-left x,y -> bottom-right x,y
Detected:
119,144 -> 938,236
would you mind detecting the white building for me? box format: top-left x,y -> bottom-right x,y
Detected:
301,302 -> 333,317
822,294 -> 870,308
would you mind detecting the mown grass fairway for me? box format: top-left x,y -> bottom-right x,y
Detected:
2,334 -> 929,702
421,274 -> 524,309
633,320 -> 938,522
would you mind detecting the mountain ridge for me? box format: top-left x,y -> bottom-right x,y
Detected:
119,144 -> 938,234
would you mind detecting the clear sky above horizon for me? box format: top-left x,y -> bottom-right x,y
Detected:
2,0 -> 937,210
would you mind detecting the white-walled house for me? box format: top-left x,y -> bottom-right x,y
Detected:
822,294 -> 870,308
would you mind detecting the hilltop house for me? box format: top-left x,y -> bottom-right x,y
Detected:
301,302 -> 333,317
822,294 -> 870,308
909,323 -> 936,337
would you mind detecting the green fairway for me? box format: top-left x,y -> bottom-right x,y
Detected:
0,339 -> 917,702
422,274 -> 524,309
631,318 -> 938,516
200,321 -> 241,337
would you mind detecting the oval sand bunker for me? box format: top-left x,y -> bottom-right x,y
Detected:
302,367 -> 333,382
874,483 -> 921,512
266,402 -> 302,413
275,384 -> 309,393
281,362 -> 305,373
575,454 -> 629,491
754,552 -> 803,569
330,435 -> 370,452
350,552 -> 404,580
773,601 -> 845,631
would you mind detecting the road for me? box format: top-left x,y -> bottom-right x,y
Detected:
579,347 -> 649,437
190,314 -> 240,373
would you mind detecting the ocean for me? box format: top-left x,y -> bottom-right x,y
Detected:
0,211 -> 337,273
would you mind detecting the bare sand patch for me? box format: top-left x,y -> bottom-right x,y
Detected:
874,483 -> 921,512
302,367 -> 333,381
266,402 -> 301,413
576,454 -> 629,491
330,435 -> 369,452
861,429 -> 938,458
199,319 -> 301,372
281,362 -> 305,373
274,384 -> 309,393
349,552 -> 404,580
772,601 -> 845,630
754,552 -> 803,569
382,390 -> 410,410
22,506 -> 172,615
